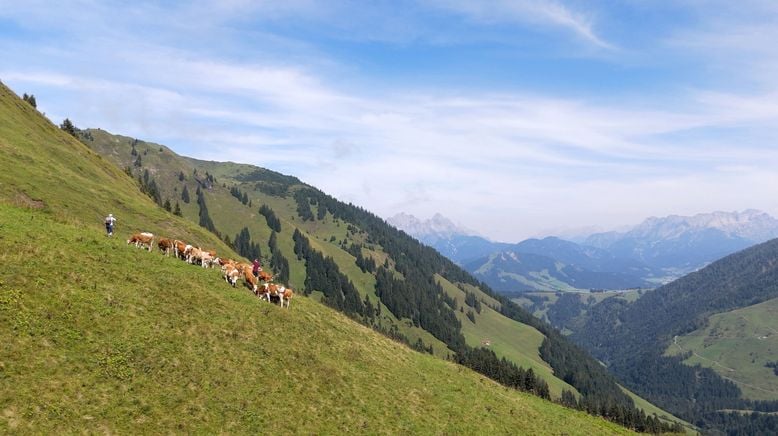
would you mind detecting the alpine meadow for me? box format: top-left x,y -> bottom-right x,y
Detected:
0,80 -> 682,434
3,2 -> 778,435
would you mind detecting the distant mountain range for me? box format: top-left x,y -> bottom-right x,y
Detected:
388,210 -> 778,292
584,209 -> 778,270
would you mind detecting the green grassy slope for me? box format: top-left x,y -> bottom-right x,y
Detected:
0,204 -> 636,434
0,81 -> 639,433
665,297 -> 778,401
436,275 -> 577,398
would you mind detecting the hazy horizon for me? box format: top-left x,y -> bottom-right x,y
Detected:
3,1 -> 778,241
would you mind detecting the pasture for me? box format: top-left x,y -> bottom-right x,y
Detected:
0,204 -> 633,434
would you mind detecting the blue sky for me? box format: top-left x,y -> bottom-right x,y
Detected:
2,0 -> 778,241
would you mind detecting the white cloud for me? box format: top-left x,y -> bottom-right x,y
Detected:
3,1 -> 778,241
427,0 -> 613,49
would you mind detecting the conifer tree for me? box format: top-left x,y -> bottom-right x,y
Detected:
181,185 -> 190,203
60,118 -> 77,137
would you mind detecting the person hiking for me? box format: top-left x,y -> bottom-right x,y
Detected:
252,258 -> 262,276
105,213 -> 117,236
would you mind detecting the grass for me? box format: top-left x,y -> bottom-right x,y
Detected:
0,204 -> 634,434
436,276 -> 578,398
665,297 -> 778,401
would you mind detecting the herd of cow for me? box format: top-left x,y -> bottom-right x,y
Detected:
127,232 -> 294,308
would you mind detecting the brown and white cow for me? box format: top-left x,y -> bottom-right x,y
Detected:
257,270 -> 273,282
157,238 -> 175,256
127,232 -> 154,251
200,250 -> 215,268
222,264 -> 241,287
279,286 -> 294,309
260,282 -> 278,302
260,283 -> 293,308
174,240 -> 188,260
244,269 -> 259,295
217,258 -> 235,267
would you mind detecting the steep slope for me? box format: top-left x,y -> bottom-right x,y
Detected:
665,297 -> 778,401
0,205 -> 635,434
0,80 -> 643,434
573,238 -> 778,433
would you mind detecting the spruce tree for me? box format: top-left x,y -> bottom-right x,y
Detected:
60,118 -> 77,137
181,185 -> 190,203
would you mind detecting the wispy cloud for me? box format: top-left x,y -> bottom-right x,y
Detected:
2,1 -> 778,240
427,0 -> 613,49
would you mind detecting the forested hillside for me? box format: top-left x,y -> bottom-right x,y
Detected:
77,120 -> 684,431
573,238 -> 778,433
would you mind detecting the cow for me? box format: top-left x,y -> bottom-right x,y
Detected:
244,269 -> 259,295
222,264 -> 241,287
127,232 -> 154,251
279,286 -> 294,309
258,270 -> 273,282
235,263 -> 253,277
217,258 -> 234,267
174,240 -> 188,260
157,238 -> 175,256
260,283 -> 293,308
200,250 -> 215,268
260,282 -> 278,302
187,247 -> 205,265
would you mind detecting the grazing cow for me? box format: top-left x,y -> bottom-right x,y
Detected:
244,269 -> 259,295
258,270 -> 273,282
222,264 -> 241,287
260,283 -> 278,302
158,238 -> 175,256
127,232 -> 154,251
